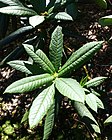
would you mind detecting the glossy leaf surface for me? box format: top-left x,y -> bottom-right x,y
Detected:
43,100 -> 55,140
54,12 -> 73,20
86,93 -> 97,112
84,77 -> 107,88
0,6 -> 37,16
0,0 -> 23,6
104,115 -> 112,125
7,60 -> 43,75
4,73 -> 54,93
74,102 -> 100,133
99,15 -> 112,26
29,84 -> 55,128
23,44 -> 55,74
49,26 -> 63,71
95,95 -> 104,109
58,41 -> 103,76
56,78 -> 85,103
0,26 -> 34,50
29,15 -> 45,27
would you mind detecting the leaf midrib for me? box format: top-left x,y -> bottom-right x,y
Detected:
59,78 -> 83,101
34,50 -> 55,73
0,6 -> 37,14
31,85 -> 54,125
51,34 -> 62,68
59,43 -> 101,73
6,74 -> 52,92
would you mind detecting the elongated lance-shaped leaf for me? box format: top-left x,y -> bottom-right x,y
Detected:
48,12 -> 73,20
49,26 -> 63,71
66,41 -> 103,64
8,60 -> 34,75
0,26 -> 34,50
7,60 -> 44,75
54,12 -> 73,21
0,0 -> 23,6
99,15 -> 112,26
86,93 -> 98,112
23,44 -> 55,74
95,95 -> 104,109
43,99 -> 55,140
84,77 -> 107,88
43,91 -> 61,140
104,115 -> 112,125
91,89 -> 100,97
4,73 -> 54,93
29,84 -> 55,128
74,102 -> 101,133
55,78 -> 85,103
0,6 -> 37,16
58,41 -> 103,77
21,110 -> 29,123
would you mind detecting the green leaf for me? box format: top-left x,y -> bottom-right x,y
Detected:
55,78 -> 85,103
43,100 -> 55,140
4,73 -> 54,93
83,88 -> 90,93
49,26 -> 63,71
94,95 -> 104,109
104,115 -> 112,125
66,2 -> 78,19
23,44 -> 55,74
28,0 -> 46,14
0,0 -> 23,6
46,0 -> 55,11
86,93 -> 97,112
29,15 -> 45,27
0,6 -> 37,16
58,41 -> 103,77
29,84 -> 55,128
7,60 -> 44,75
54,12 -> 73,21
21,110 -> 29,123
8,60 -> 36,75
80,76 -> 88,87
95,0 -> 107,9
44,91 -> 62,140
99,15 -> 112,26
0,26 -> 34,49
0,14 -> 9,39
91,89 -> 100,97
74,102 -> 100,133
49,12 -> 73,21
84,77 -> 107,88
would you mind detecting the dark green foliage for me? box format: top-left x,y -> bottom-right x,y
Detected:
0,0 -> 110,139
4,26 -> 106,139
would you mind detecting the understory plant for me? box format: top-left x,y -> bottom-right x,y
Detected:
4,26 -> 107,139
99,15 -> 112,26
